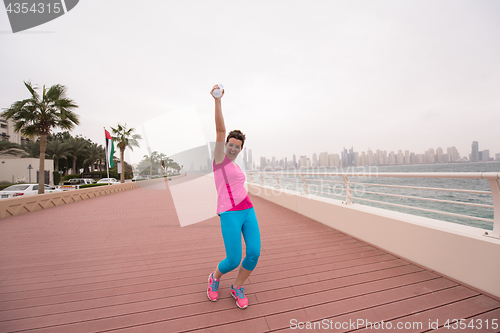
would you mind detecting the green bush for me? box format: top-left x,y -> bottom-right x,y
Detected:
0,183 -> 14,191
79,183 -> 109,189
53,171 -> 61,185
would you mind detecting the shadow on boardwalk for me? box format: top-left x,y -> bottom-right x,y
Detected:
0,179 -> 499,332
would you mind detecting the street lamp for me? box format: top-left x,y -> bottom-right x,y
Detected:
27,164 -> 33,183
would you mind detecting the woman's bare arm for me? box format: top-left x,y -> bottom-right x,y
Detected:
212,85 -> 225,164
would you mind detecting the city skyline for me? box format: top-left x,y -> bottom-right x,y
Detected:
255,140 -> 499,170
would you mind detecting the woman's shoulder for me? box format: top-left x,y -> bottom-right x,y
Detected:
213,155 -> 230,168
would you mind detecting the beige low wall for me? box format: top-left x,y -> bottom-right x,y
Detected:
248,184 -> 500,298
0,182 -> 139,219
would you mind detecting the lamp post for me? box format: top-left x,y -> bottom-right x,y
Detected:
27,164 -> 33,183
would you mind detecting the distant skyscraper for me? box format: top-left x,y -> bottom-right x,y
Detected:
243,149 -> 248,169
376,150 -> 387,165
483,150 -> 490,161
260,156 -> 266,170
436,147 -> 444,163
447,146 -> 460,162
397,150 -> 404,164
359,152 -> 367,166
342,147 -> 355,167
425,148 -> 436,164
471,141 -> 479,162
293,154 -> 297,169
312,153 -> 318,168
342,148 -> 348,167
367,150 -> 374,165
299,155 -> 310,169
354,152 -> 360,166
319,152 -> 327,167
388,151 -> 397,165
329,153 -> 340,167
410,152 -> 416,164
404,150 -> 410,164
248,149 -> 252,166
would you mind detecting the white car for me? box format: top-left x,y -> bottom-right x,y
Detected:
97,178 -> 121,185
0,184 -> 62,199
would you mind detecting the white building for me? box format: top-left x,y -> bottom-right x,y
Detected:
0,117 -> 36,144
404,150 -> 411,164
447,147 -> 460,162
319,152 -> 329,167
388,151 -> 397,165
0,156 -> 54,185
328,154 -> 340,168
397,150 -> 404,164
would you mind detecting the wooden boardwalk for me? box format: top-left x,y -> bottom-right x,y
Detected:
0,179 -> 499,332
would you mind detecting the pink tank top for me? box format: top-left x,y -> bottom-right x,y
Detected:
213,156 -> 253,214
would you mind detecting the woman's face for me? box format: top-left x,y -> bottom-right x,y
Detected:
226,138 -> 243,161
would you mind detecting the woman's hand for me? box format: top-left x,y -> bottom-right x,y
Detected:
211,85 -> 224,99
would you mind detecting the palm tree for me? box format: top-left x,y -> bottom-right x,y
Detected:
164,157 -> 174,174
85,143 -> 102,172
45,140 -> 72,173
96,145 -> 106,172
142,153 -> 154,177
0,141 -> 27,157
21,140 -> 41,158
138,155 -> 152,176
67,137 -> 89,175
1,82 -> 78,193
111,123 -> 142,183
171,161 -> 181,174
158,152 -> 167,175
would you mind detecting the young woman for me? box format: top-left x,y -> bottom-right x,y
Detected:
207,85 -> 261,309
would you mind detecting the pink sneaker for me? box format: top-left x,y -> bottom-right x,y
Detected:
231,285 -> 248,309
207,272 -> 220,301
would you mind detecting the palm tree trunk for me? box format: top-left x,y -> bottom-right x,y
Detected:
120,148 -> 125,183
73,157 -> 77,175
38,134 -> 47,194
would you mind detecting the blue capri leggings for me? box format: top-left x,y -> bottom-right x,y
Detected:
217,207 -> 261,274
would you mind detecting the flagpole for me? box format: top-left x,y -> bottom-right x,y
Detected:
104,127 -> 110,179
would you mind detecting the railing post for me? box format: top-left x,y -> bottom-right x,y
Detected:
342,175 -> 353,204
249,173 -> 253,184
301,174 -> 308,194
486,179 -> 500,238
275,173 -> 281,190
260,174 -> 264,186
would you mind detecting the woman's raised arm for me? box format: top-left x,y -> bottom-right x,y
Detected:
212,85 -> 226,164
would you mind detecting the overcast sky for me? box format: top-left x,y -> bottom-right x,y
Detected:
1,0 -> 499,166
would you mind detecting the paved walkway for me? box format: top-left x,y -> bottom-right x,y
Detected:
0,179 -> 499,332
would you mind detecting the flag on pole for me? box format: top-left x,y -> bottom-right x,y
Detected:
105,129 -> 115,168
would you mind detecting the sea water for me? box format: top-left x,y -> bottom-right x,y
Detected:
258,161 -> 500,230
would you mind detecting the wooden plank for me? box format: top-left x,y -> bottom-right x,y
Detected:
1,189 -> 498,333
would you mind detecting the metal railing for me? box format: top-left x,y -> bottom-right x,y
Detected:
248,172 -> 500,239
